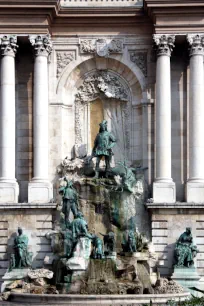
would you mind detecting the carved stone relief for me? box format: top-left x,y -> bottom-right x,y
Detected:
129,51 -> 147,77
80,38 -> 123,57
56,51 -> 75,78
74,70 -> 131,160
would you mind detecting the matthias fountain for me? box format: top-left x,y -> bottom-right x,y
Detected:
1,120 -> 193,305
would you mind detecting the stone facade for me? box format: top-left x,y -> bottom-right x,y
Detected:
0,0 -> 204,285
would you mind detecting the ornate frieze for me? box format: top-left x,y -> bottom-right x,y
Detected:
153,34 -> 175,57
187,34 -> 204,56
56,51 -> 75,78
80,38 -> 123,57
0,35 -> 18,57
129,51 -> 147,76
29,34 -> 53,57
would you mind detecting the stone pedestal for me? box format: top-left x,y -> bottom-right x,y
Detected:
153,181 -> 176,203
171,267 -> 201,288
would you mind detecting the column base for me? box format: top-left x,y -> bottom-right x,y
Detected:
186,181 -> 204,203
0,180 -> 19,203
153,181 -> 176,203
28,180 -> 53,203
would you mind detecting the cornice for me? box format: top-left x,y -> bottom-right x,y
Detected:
144,0 -> 204,33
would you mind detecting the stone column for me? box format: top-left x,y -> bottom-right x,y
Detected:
186,34 -> 204,202
0,35 -> 19,203
142,89 -> 154,186
153,34 -> 176,203
28,35 -> 53,203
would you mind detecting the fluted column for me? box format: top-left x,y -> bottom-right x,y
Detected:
153,34 -> 176,203
186,34 -> 204,202
28,35 -> 53,203
0,35 -> 19,203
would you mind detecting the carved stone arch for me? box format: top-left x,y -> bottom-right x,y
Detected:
57,57 -> 143,164
56,55 -> 147,101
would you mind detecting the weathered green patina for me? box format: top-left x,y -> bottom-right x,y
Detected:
91,120 -> 116,178
59,178 -> 79,228
174,227 -> 198,268
9,227 -> 32,271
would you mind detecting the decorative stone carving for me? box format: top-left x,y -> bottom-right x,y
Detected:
75,70 -> 130,146
129,51 -> 147,76
0,35 -> 18,57
187,34 -> 204,56
76,71 -> 128,104
153,34 -> 175,57
56,51 -> 75,77
80,38 -> 123,57
29,34 -> 53,57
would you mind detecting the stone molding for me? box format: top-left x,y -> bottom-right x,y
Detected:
56,51 -> 75,78
187,34 -> 204,56
61,0 -> 143,6
129,51 -> 147,76
80,38 -> 123,57
29,34 -> 53,57
153,34 -> 175,57
0,35 -> 18,57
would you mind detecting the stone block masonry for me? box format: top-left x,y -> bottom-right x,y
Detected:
0,203 -> 56,286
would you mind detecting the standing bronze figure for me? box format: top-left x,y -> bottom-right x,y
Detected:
91,120 -> 116,178
59,178 -> 79,228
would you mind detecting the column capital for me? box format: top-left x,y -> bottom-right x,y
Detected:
187,34 -> 204,56
153,34 -> 175,57
29,34 -> 53,57
0,35 -> 18,57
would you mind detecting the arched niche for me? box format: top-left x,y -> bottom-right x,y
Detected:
58,57 -> 143,165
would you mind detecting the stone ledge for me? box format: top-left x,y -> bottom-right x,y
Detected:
9,292 -> 190,305
146,202 -> 204,209
0,203 -> 57,210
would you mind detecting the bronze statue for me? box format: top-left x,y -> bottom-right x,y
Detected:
9,227 -> 32,270
100,231 -> 115,256
70,212 -> 92,241
59,178 -> 79,228
91,120 -> 116,178
174,227 -> 198,268
121,230 -> 137,253
91,234 -> 103,259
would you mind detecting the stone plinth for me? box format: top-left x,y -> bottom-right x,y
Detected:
171,267 -> 201,288
153,181 -> 176,203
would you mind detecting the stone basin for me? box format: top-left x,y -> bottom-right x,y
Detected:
3,292 -> 190,306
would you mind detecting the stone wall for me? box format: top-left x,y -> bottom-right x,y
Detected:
0,204 -> 56,285
147,204 -> 204,280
